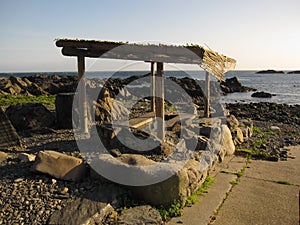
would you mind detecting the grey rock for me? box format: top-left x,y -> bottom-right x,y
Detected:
118,205 -> 162,225
48,198 -> 113,225
270,126 -> 281,132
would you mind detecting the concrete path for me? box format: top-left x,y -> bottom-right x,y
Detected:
167,146 -> 300,225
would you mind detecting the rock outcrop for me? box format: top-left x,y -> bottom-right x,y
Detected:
5,103 -> 55,131
256,70 -> 284,74
220,77 -> 256,93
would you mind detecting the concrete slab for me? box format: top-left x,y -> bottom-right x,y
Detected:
218,155 -> 248,175
244,146 -> 300,186
167,173 -> 236,225
213,176 -> 299,225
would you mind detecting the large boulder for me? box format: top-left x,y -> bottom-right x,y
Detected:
220,77 -> 255,93
33,150 -> 87,181
89,141 -> 217,206
5,103 -> 55,130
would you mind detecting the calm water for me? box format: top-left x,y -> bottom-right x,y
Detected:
1,70 -> 299,105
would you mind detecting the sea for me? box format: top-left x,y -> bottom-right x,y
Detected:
1,70 -> 299,105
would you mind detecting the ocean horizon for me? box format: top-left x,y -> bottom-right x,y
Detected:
1,70 -> 299,105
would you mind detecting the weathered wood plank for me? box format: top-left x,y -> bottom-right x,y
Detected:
77,56 -> 89,133
155,62 -> 165,141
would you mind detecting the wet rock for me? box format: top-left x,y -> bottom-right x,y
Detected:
221,77 -> 255,93
251,91 -> 273,98
5,103 -> 55,131
33,150 -> 87,181
256,69 -> 284,74
118,205 -> 162,225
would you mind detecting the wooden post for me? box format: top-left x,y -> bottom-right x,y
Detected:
204,71 -> 210,117
77,55 -> 89,133
155,62 -> 165,141
150,62 -> 155,112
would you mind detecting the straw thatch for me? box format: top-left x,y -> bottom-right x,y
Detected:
56,39 -> 236,80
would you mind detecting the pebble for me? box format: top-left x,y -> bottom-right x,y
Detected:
14,178 -> 24,183
51,179 -> 57,185
60,187 -> 68,194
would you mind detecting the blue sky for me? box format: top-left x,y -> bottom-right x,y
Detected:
0,0 -> 299,72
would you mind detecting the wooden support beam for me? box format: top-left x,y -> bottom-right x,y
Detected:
77,56 -> 89,133
204,71 -> 210,117
150,62 -> 155,112
155,62 -> 165,141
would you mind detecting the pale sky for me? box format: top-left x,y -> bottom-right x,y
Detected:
0,0 -> 299,72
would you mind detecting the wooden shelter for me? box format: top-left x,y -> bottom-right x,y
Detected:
56,39 -> 236,140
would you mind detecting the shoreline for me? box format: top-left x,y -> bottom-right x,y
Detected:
0,75 -> 300,224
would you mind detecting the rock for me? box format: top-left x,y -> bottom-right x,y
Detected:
251,91 -> 273,98
90,139 -> 212,206
270,126 -> 281,132
220,77 -> 255,93
84,183 -> 128,208
60,187 -> 69,195
231,127 -> 244,145
118,154 -> 156,166
0,151 -> 8,163
287,70 -> 300,74
256,69 -> 284,74
239,119 -> 254,139
33,150 -> 87,181
94,89 -> 130,124
0,107 -> 21,148
226,114 -> 239,132
118,205 -> 162,225
220,125 -> 235,155
5,103 -> 55,130
48,198 -> 114,225
18,153 -> 36,162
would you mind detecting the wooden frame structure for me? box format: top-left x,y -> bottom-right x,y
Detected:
56,39 -> 236,140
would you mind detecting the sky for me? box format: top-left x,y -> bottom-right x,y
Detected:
0,0 -> 299,72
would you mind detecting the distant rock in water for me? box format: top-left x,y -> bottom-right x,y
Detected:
220,77 -> 256,93
251,91 -> 273,98
256,70 -> 284,74
287,70 -> 300,74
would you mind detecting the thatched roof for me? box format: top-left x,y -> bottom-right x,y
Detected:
56,39 -> 236,80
